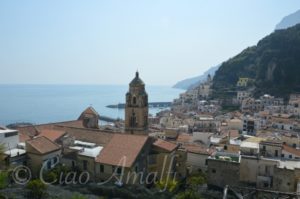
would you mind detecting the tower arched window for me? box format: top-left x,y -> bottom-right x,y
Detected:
144,115 -> 148,127
130,112 -> 136,127
133,96 -> 137,105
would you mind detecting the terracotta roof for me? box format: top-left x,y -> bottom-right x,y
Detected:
16,120 -> 85,135
283,144 -> 300,156
17,121 -> 113,146
96,134 -> 149,168
37,129 -> 66,142
19,132 -> 32,142
183,144 -> 215,155
18,126 -> 39,142
61,127 -> 113,146
220,130 -> 240,138
153,139 -> 177,152
176,133 -> 192,143
229,130 -> 240,138
52,120 -> 85,128
26,136 -> 60,154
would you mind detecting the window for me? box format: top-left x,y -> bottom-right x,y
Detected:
117,167 -> 122,175
4,132 -> 18,137
53,156 -> 58,164
144,116 -> 148,127
130,112 -> 136,127
47,160 -> 52,170
275,150 -> 278,157
133,97 -> 137,105
83,160 -> 88,170
281,154 -> 284,158
212,169 -> 216,173
100,164 -> 104,173
262,146 -> 266,151
293,144 -> 297,148
265,166 -> 270,175
289,155 -> 293,159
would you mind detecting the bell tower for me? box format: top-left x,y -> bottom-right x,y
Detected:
125,71 -> 148,134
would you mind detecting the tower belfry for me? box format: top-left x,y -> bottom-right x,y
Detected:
125,72 -> 148,134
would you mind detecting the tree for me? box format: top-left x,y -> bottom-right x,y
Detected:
155,178 -> 179,192
26,179 -> 47,199
0,144 -> 5,169
0,172 -> 8,189
176,190 -> 203,199
175,173 -> 207,199
186,173 -> 206,190
71,193 -> 88,199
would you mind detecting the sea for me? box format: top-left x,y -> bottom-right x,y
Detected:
0,85 -> 183,126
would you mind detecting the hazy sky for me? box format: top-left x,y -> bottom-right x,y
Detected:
1,1 -> 300,86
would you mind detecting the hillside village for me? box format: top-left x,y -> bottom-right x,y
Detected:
1,71 -> 300,198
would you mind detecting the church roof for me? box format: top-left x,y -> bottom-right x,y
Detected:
96,134 -> 149,168
130,72 -> 144,86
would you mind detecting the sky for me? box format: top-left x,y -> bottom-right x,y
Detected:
1,0 -> 300,86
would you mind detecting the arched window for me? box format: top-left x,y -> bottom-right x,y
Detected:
130,112 -> 136,127
133,96 -> 137,105
144,115 -> 148,127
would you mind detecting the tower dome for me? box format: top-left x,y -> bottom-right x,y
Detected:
130,71 -> 145,86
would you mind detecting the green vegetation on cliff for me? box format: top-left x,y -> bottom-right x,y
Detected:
213,24 -> 300,98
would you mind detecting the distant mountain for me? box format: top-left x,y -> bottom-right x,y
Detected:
276,9 -> 300,30
173,65 -> 220,90
213,24 -> 300,99
174,9 -> 300,91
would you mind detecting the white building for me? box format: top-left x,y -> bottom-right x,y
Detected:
237,91 -> 251,103
192,132 -> 213,145
0,127 -> 19,150
1,126 -> 26,166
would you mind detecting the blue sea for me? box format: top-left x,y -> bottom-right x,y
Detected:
0,85 -> 183,125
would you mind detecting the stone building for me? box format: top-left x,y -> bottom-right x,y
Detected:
26,136 -> 61,176
273,164 -> 300,193
207,152 -> 241,189
259,140 -> 283,158
288,93 -> 300,116
236,91 -> 251,104
125,72 -> 149,134
95,134 -> 151,184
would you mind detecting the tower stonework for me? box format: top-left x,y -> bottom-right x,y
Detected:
125,72 -> 148,134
